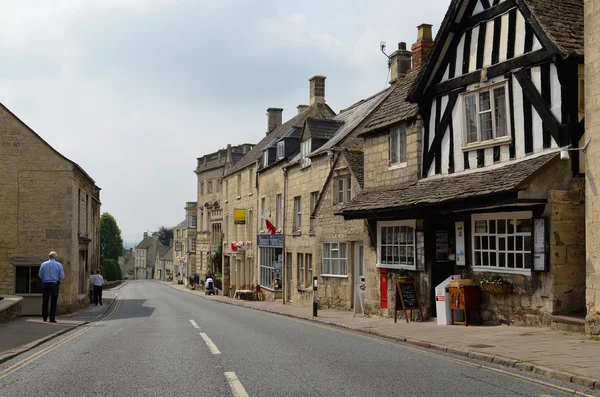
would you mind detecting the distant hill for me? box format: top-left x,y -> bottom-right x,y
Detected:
123,241 -> 139,250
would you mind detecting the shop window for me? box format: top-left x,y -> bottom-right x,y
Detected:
322,242 -> 348,276
377,220 -> 416,270
15,266 -> 42,294
463,83 -> 509,145
260,247 -> 282,290
472,212 -> 533,275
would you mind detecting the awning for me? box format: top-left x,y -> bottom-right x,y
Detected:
339,153 -> 558,219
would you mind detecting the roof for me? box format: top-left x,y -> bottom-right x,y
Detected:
340,153 -> 557,216
224,103 -> 335,177
361,70 -> 420,134
280,126 -> 302,140
313,88 -> 392,155
303,118 -> 343,141
173,219 -> 187,230
344,149 -> 365,188
158,245 -> 171,261
161,247 -> 173,261
136,236 -> 156,249
408,0 -> 583,101
523,0 -> 583,57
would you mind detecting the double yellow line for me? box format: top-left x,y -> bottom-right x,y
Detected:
0,327 -> 90,379
99,294 -> 122,323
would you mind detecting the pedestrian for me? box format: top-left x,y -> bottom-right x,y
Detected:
92,269 -> 105,306
39,251 -> 64,323
89,270 -> 96,304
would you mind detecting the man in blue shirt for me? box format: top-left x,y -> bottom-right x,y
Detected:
38,251 -> 65,323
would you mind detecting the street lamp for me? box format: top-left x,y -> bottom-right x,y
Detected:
176,256 -> 186,285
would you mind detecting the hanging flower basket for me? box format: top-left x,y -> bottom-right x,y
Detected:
480,282 -> 513,295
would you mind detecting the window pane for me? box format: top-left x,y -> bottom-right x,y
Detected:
340,259 -> 347,275
390,130 -> 399,164
494,87 -> 508,137
517,218 -> 532,233
15,266 -> 30,294
323,244 -> 331,259
475,220 -> 487,233
524,235 -> 532,252
465,94 -> 478,143
499,253 -> 506,267
406,227 -> 414,243
340,243 -> 347,259
482,252 -> 489,266
508,236 -> 515,251
381,227 -> 387,244
516,253 -> 524,269
475,252 -> 482,266
399,246 -> 406,263
400,227 -> 407,244
480,111 -> 493,141
475,236 -> 481,250
482,236 -> 489,250
508,253 -> 515,268
489,220 -> 496,234
497,219 -> 506,234
407,246 -> 414,264
323,258 -> 330,274
399,126 -> 407,163
516,236 -> 523,251
490,237 -> 496,250
479,91 -> 491,111
333,258 -> 340,275
490,253 -> 497,267
345,178 -> 352,203
525,253 -> 532,268
508,219 -> 515,234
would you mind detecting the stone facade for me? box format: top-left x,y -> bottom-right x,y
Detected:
585,0 -> 600,334
0,103 -> 100,315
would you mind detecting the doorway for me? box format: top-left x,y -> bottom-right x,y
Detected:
430,223 -> 456,317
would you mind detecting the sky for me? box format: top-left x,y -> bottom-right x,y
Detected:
2,0 -> 449,244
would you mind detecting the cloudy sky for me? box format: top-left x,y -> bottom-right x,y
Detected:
3,0 -> 448,244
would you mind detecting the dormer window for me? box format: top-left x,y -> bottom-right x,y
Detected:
301,139 -> 311,168
263,150 -> 269,168
463,83 -> 509,146
390,125 -> 407,165
277,141 -> 285,159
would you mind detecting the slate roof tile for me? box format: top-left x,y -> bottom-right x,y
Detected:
344,149 -> 365,188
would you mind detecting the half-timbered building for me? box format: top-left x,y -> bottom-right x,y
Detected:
342,0 -> 585,327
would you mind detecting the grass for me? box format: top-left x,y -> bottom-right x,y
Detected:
590,335 -> 600,341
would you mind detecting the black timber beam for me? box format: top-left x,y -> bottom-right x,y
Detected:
462,0 -> 516,31
514,0 -> 564,58
422,91 -> 461,176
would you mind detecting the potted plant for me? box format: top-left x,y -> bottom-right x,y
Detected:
480,274 -> 513,295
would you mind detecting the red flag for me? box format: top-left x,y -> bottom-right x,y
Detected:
265,218 -> 277,235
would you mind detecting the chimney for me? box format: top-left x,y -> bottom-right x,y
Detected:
143,232 -> 148,239
266,108 -> 283,135
411,24 -> 434,71
309,75 -> 326,105
389,42 -> 412,84
297,104 -> 309,115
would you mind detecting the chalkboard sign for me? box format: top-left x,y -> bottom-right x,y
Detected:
394,280 -> 424,324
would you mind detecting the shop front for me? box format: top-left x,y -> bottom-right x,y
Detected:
257,233 -> 283,301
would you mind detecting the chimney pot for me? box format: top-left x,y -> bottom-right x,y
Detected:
411,23 -> 434,71
266,108 -> 283,135
309,75 -> 326,105
297,104 -> 309,115
398,42 -> 406,50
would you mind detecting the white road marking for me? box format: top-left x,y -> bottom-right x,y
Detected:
189,319 -> 200,329
113,328 -> 123,336
199,333 -> 221,354
224,372 -> 249,397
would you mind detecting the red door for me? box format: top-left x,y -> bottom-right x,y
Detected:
380,269 -> 388,309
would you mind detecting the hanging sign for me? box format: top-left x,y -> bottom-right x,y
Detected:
233,209 -> 247,225
534,218 -> 546,271
455,222 -> 466,266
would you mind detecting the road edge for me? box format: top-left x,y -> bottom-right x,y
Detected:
161,281 -> 600,391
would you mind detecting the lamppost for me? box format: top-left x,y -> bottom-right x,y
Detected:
176,256 -> 185,285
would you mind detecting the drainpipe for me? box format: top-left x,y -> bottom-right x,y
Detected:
255,160 -> 260,285
282,166 -> 288,304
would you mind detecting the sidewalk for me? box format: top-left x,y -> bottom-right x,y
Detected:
0,281 -> 126,364
163,281 -> 600,391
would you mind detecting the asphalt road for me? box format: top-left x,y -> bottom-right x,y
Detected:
0,281 -> 597,397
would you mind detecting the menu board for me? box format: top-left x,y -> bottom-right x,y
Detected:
394,280 -> 424,323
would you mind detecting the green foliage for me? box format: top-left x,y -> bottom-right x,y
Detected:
481,274 -> 511,285
156,226 -> 174,246
100,213 -> 124,260
101,258 -> 122,281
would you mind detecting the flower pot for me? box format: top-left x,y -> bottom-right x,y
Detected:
480,282 -> 513,295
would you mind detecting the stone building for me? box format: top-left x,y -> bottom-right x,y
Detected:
154,244 -> 172,281
0,102 -> 101,315
135,232 -> 160,280
222,75 -> 335,297
343,1 -> 585,327
195,144 -> 253,278
172,219 -> 187,284
585,0 -> 600,334
118,248 -> 135,279
171,202 -> 197,285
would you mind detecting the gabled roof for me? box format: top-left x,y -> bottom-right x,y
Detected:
173,219 -> 187,230
224,103 -> 335,177
302,118 -> 343,141
161,247 -> 173,261
340,152 -> 557,217
158,245 -> 171,261
408,0 -> 583,101
361,71 -> 419,134
343,149 -> 365,188
136,236 -> 156,249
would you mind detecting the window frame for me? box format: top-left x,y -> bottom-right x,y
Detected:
389,124 -> 407,165
300,139 -> 312,168
14,265 -> 42,295
376,220 -> 417,270
297,253 -> 304,287
471,211 -> 533,276
293,196 -> 302,232
322,242 -> 348,277
207,180 -> 213,194
334,176 -> 352,205
263,151 -> 269,168
462,82 -> 510,148
306,253 -> 313,286
277,141 -> 285,159
191,215 -> 197,228
309,191 -> 319,232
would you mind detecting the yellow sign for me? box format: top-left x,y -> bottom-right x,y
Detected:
234,209 -> 246,225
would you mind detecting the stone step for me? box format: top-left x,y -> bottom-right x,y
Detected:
551,314 -> 585,333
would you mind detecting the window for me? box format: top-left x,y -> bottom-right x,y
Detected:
334,177 -> 351,204
310,191 -> 318,231
200,181 -> 204,195
300,139 -> 311,167
237,174 -> 241,197
216,180 -> 221,193
464,84 -> 508,144
190,238 -> 196,252
390,125 -> 407,164
277,141 -> 285,159
293,196 -> 302,232
276,194 -> 282,229
472,212 -> 533,275
263,151 -> 269,168
208,180 -> 213,194
15,266 -> 42,294
306,254 -> 313,286
191,215 -> 197,228
297,253 -> 304,286
377,220 -> 416,270
248,168 -> 254,191
322,243 -> 348,276
260,247 -> 282,290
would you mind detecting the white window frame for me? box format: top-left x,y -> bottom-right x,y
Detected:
263,151 -> 269,168
322,242 -> 348,277
277,141 -> 285,159
334,176 -> 352,205
390,125 -> 407,165
293,196 -> 302,232
377,220 -> 417,270
463,82 -> 510,147
471,211 -> 533,276
300,139 -> 312,168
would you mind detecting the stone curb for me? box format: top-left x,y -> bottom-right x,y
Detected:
162,282 -> 600,391
0,294 -> 118,366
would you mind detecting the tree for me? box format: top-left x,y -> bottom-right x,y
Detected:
156,226 -> 174,246
101,258 -> 122,281
100,213 -> 124,261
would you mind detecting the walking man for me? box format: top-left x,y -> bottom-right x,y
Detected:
39,251 -> 64,323
92,269 -> 105,306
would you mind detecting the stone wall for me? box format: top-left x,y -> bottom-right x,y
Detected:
0,296 -> 22,323
585,0 -> 600,335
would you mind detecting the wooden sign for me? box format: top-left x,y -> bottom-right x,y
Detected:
394,279 -> 424,323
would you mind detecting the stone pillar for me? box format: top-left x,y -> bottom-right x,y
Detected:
585,0 -> 600,334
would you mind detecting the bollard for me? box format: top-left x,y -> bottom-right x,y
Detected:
313,276 -> 318,317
